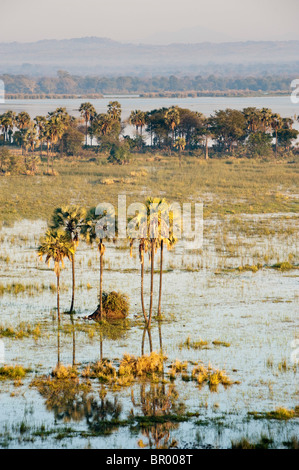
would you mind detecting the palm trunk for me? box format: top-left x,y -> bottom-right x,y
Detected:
157,240 -> 163,317
140,251 -> 147,324
57,318 -> 61,367
71,315 -> 76,366
205,136 -> 209,160
57,273 -> 60,321
275,129 -> 278,158
141,327 -> 146,355
148,240 -> 155,328
99,239 -> 103,320
147,328 -> 153,353
100,330 -> 103,361
47,143 -> 50,173
158,319 -> 163,353
69,252 -> 75,313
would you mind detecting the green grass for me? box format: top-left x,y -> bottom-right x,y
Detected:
0,322 -> 41,339
0,156 -> 298,225
0,365 -> 31,380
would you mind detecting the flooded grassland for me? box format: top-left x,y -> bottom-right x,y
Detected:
0,159 -> 298,449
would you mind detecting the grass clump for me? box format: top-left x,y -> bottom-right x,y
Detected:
249,406 -> 299,420
283,436 -> 299,449
119,352 -> 164,378
168,360 -> 188,380
237,264 -> 262,273
82,360 -> 117,383
0,365 -> 29,380
0,322 -> 41,339
271,261 -> 296,271
192,363 -> 233,390
51,365 -> 78,379
179,337 -> 209,350
212,340 -> 231,348
232,436 -> 273,449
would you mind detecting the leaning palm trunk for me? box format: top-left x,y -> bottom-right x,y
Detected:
148,240 -> 155,328
141,327 -> 153,354
157,240 -> 163,316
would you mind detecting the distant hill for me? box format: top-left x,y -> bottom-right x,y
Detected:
0,37 -> 299,76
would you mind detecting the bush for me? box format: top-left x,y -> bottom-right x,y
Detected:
107,142 -> 129,164
246,132 -> 273,157
100,291 -> 130,319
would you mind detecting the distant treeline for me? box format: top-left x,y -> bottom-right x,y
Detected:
0,72 -> 295,97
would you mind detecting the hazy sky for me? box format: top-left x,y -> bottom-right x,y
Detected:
1,0 -> 298,43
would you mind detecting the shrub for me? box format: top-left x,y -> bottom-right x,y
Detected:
100,291 -> 129,319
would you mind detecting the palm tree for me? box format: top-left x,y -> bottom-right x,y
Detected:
129,110 -> 147,136
51,206 -> 87,314
34,116 -> 47,157
79,102 -> 96,146
46,115 -> 65,173
129,198 -> 177,327
15,112 -> 31,154
107,101 -> 121,122
38,229 -> 74,320
0,111 -> 15,143
260,108 -> 273,132
23,126 -> 39,170
128,212 -> 149,324
174,136 -> 186,165
165,106 -> 180,145
82,206 -> 116,321
271,113 -> 282,158
48,108 -> 71,156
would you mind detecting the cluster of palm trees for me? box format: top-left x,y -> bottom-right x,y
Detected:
1,102 -> 298,164
79,101 -> 122,148
0,107 -> 76,173
38,199 -> 177,328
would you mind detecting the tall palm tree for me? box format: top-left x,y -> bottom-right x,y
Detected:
128,214 -> 149,324
271,113 -> 282,158
0,111 -> 15,143
107,101 -> 121,122
174,136 -> 186,165
79,102 -> 96,145
260,108 -> 273,132
129,198 -> 177,327
51,206 -> 87,314
46,115 -> 65,173
82,206 -> 116,320
15,112 -> 31,154
38,229 -> 74,320
34,116 -> 47,157
48,108 -> 71,156
165,106 -> 180,145
129,110 -> 147,136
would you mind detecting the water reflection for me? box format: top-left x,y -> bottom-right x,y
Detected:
33,317 -> 187,447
